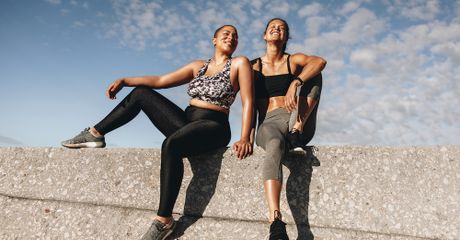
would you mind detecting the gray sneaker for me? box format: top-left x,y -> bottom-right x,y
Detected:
61,127 -> 106,148
141,219 -> 176,240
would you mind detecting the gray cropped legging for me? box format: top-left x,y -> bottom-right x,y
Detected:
256,108 -> 291,181
256,74 -> 322,182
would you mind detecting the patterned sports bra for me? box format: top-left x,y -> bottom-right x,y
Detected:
187,58 -> 236,109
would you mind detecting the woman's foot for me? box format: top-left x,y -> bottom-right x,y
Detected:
61,127 -> 106,148
268,210 -> 289,240
141,218 -> 176,240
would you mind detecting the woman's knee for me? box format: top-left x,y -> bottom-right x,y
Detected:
256,124 -> 279,146
257,124 -> 271,138
131,86 -> 153,98
265,138 -> 285,152
160,137 -> 184,170
162,136 -> 179,154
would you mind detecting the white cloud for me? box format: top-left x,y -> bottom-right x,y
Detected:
249,18 -> 266,36
72,21 -> 85,28
197,40 -> 213,57
456,2 -> 460,23
251,37 -> 266,57
45,0 -> 61,5
250,0 -> 263,11
427,22 -> 460,43
196,8 -> 233,34
339,1 -> 360,15
181,2 -> 197,14
349,48 -> 378,71
431,42 -> 460,64
394,0 -> 440,21
60,9 -> 69,16
304,16 -> 329,36
341,8 -> 385,44
229,3 -> 249,25
108,0 -> 189,50
298,2 -> 323,18
266,0 -> 290,16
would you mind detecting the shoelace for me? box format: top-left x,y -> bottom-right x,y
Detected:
68,128 -> 90,143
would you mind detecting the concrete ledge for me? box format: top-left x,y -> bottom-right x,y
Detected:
0,146 -> 458,239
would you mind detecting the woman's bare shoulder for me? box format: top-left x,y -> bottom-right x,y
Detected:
231,56 -> 252,68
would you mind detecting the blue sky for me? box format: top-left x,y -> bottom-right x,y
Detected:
1,0 -> 459,148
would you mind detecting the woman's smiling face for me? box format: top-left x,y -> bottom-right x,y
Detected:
264,19 -> 288,43
213,25 -> 239,55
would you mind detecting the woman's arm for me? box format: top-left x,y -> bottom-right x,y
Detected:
106,61 -> 200,99
285,54 -> 326,112
232,57 -> 255,160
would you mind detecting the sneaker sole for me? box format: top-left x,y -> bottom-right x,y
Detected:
62,142 -> 106,148
289,147 -> 306,154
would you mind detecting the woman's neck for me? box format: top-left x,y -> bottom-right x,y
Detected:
264,43 -> 285,63
212,52 -> 230,65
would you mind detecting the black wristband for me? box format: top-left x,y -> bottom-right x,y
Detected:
294,77 -> 304,86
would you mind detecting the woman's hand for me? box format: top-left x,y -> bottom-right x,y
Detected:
106,78 -> 125,99
232,139 -> 253,160
285,81 -> 299,112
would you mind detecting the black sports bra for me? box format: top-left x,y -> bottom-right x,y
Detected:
254,55 -> 295,98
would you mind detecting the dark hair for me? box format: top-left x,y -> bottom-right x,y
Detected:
264,18 -> 290,53
213,25 -> 238,38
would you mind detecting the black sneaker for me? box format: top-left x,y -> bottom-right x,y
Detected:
141,219 -> 176,240
61,127 -> 106,148
268,211 -> 289,240
286,129 -> 306,154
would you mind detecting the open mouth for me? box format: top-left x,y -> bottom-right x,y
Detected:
223,41 -> 235,47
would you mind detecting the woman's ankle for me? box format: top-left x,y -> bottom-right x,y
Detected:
89,127 -> 103,138
155,215 -> 173,225
269,209 -> 282,222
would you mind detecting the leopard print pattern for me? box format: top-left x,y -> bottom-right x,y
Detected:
187,58 -> 236,109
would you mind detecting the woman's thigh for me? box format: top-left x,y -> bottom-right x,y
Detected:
165,119 -> 231,157
256,110 -> 290,148
256,122 -> 286,149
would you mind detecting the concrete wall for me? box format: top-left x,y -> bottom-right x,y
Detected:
0,146 -> 458,240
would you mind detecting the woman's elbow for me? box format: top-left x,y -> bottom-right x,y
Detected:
316,57 -> 327,70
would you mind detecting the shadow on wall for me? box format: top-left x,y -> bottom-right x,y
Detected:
171,146 -> 320,240
284,146 -> 320,240
172,148 -> 226,238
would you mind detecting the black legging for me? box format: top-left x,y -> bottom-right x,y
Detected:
94,86 -> 231,217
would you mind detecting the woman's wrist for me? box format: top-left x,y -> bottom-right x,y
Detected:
239,137 -> 250,142
293,76 -> 304,86
119,77 -> 127,85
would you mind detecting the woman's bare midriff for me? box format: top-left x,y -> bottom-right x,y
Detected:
189,98 -> 229,114
267,96 -> 286,112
